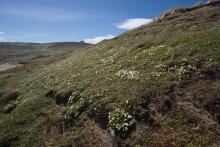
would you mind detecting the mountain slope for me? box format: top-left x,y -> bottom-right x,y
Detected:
0,2 -> 220,146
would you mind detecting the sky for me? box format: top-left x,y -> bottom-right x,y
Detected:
0,0 -> 206,43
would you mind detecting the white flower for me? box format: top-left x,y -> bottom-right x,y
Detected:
108,108 -> 135,134
115,70 -> 139,80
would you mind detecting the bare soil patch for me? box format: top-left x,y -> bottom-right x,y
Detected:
0,63 -> 22,72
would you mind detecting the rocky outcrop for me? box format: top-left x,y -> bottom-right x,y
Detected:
154,0 -> 220,22
207,0 -> 220,4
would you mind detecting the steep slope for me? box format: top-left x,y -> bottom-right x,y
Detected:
0,2 -> 220,146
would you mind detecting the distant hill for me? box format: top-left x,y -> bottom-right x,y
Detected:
0,42 -> 90,64
0,2 -> 220,146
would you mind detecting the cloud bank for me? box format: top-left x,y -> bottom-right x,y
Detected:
84,35 -> 115,44
116,18 -> 152,30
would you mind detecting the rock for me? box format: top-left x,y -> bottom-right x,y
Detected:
207,0 -> 220,4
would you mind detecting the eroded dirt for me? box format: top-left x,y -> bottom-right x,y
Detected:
0,63 -> 22,72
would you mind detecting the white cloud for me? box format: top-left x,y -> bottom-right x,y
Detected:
84,35 -> 115,44
0,36 -> 4,42
116,18 -> 152,30
0,32 -> 5,41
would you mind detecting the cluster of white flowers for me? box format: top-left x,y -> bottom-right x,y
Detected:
151,72 -> 163,78
70,104 -> 81,118
155,64 -> 168,72
178,59 -> 198,80
99,54 -> 116,64
108,108 -> 135,135
143,45 -> 173,56
100,58 -> 109,64
115,70 -> 139,80
179,65 -> 196,76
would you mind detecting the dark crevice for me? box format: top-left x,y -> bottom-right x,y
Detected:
2,91 -> 21,103
201,68 -> 220,80
87,106 -> 109,129
46,90 -> 73,106
204,99 -> 220,124
0,91 -> 20,113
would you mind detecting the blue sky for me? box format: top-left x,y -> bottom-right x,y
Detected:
0,0 -> 206,43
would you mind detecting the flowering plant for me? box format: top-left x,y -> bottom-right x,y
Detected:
115,70 -> 139,80
65,98 -> 88,120
178,59 -> 198,80
108,108 -> 135,136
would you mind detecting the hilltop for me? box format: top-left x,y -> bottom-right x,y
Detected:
0,2 -> 220,146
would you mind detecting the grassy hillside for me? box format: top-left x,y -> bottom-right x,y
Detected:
0,2 -> 220,146
0,41 -> 90,94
